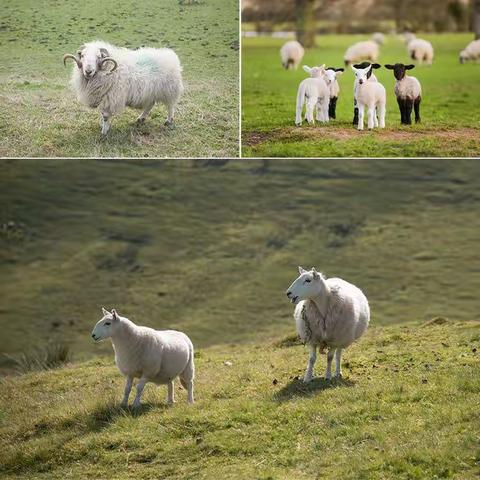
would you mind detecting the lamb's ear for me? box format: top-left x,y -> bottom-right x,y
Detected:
111,309 -> 119,321
318,64 -> 326,71
102,307 -> 109,317
298,266 -> 307,275
372,63 -> 381,69
384,64 -> 394,69
302,65 -> 312,74
99,47 -> 109,58
405,64 -> 415,70
335,68 -> 345,73
350,64 -> 357,72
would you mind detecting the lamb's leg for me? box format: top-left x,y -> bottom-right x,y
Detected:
306,97 -> 316,125
334,349 -> 343,378
100,112 -> 111,136
374,107 -> 379,128
303,345 -> 317,383
136,102 -> 155,124
187,380 -> 194,404
405,99 -> 413,125
167,381 -> 175,406
414,97 -> 421,123
357,104 -> 365,131
367,106 -> 375,130
325,349 -> 335,380
132,377 -> 147,408
377,103 -> 386,128
322,99 -> 330,123
121,376 -> 133,407
397,97 -> 406,124
329,96 -> 337,119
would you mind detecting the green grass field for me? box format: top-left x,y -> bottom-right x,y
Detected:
242,34 -> 480,157
1,320 -> 479,479
0,0 -> 239,158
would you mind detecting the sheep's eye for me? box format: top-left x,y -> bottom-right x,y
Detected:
105,322 -> 111,326
305,278 -> 311,283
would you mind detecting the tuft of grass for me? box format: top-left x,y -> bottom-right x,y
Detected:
5,343 -> 71,374
0,321 -> 479,479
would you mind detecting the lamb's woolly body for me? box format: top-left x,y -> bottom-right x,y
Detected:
394,75 -> 421,100
280,41 -> 305,70
356,80 -> 386,130
407,38 -> 434,65
295,66 -> 330,125
344,41 -> 379,65
460,39 -> 480,63
69,40 -> 183,133
352,71 -> 377,126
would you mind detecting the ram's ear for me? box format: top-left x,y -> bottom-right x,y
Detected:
302,65 -> 312,74
298,266 -> 307,275
384,64 -> 394,69
111,309 -> 119,321
77,45 -> 85,56
372,63 -> 381,69
99,47 -> 109,58
405,64 -> 415,70
102,307 -> 110,317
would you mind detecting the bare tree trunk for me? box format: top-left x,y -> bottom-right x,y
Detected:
474,0 -> 480,39
295,0 -> 316,47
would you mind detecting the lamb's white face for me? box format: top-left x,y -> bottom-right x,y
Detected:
91,308 -> 120,342
323,68 -> 344,86
351,65 -> 372,85
286,266 -> 323,305
303,64 -> 326,78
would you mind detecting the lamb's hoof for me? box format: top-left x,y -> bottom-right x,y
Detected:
303,376 -> 313,383
132,402 -> 141,409
333,373 -> 343,379
120,402 -> 128,408
325,375 -> 332,381
295,122 -> 301,127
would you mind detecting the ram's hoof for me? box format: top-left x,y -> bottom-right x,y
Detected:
164,120 -> 175,128
136,117 -> 146,125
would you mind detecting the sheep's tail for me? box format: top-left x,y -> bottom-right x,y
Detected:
296,82 -> 307,125
179,339 -> 195,389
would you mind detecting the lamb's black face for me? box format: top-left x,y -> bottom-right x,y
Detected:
385,63 -> 415,81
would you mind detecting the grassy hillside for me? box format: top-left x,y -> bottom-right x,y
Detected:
1,159 -> 480,368
242,34 -> 480,157
0,320 -> 479,479
0,0 -> 239,157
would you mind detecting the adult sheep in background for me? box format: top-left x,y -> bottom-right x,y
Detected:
63,40 -> 183,135
286,267 -> 370,382
459,39 -> 480,64
280,40 -> 305,70
407,38 -> 434,65
343,40 -> 379,67
91,308 -> 195,408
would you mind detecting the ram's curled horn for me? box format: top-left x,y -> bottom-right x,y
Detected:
100,57 -> 118,72
63,54 -> 81,68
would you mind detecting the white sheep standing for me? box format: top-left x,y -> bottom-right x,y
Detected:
343,40 -> 379,67
295,65 -> 330,126
91,308 -> 195,408
323,67 -> 344,119
385,63 -> 422,124
407,38 -> 434,65
351,61 -> 378,126
280,40 -> 305,70
459,39 -> 480,64
352,63 -> 385,130
286,267 -> 370,382
63,40 -> 183,135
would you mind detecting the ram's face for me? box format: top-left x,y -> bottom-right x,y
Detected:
78,45 -> 108,79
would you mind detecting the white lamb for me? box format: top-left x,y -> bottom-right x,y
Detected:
344,40 -> 379,67
280,41 -> 305,70
323,67 -> 344,119
352,61 -> 379,126
91,308 -> 195,408
286,267 -> 370,382
295,65 -> 330,126
407,38 -> 434,65
460,39 -> 480,64
63,40 -> 183,135
352,63 -> 386,130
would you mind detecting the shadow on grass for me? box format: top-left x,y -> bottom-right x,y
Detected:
274,377 -> 355,402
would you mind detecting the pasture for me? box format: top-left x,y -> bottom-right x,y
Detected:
242,34 -> 480,157
0,0 -> 239,158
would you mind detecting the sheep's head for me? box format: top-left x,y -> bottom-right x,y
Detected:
351,62 -> 381,85
63,44 -> 117,79
385,63 -> 414,81
91,308 -> 121,342
286,267 -> 325,305
302,64 -> 326,78
459,50 -> 467,64
324,67 -> 344,86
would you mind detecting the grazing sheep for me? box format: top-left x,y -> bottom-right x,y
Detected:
344,40 -> 379,67
352,61 -> 379,126
459,39 -> 480,64
295,65 -> 330,126
91,308 -> 194,408
324,67 -> 344,119
352,62 -> 385,130
385,63 -> 422,124
63,40 -> 183,135
372,32 -> 386,45
280,41 -> 305,70
286,267 -> 370,382
407,38 -> 434,65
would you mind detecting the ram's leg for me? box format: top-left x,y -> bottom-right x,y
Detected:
132,377 -> 148,408
121,376 -> 133,407
136,102 -> 155,124
325,349 -> 335,380
334,349 -> 343,378
100,112 -> 111,136
167,380 -> 175,406
303,345 -> 317,383
164,102 -> 176,127
357,104 -> 365,130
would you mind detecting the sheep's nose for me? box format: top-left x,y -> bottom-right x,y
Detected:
91,333 -> 95,338
359,80 -> 363,84
85,68 -> 93,76
286,291 -> 292,298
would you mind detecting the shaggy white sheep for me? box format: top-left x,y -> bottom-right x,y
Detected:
460,39 -> 480,64
280,41 -> 305,70
295,65 -> 330,126
344,40 -> 379,67
286,267 -> 370,382
385,63 -> 422,124
372,32 -> 386,45
324,67 -> 344,119
407,38 -> 434,65
63,40 -> 183,135
91,308 -> 194,408
352,63 -> 385,130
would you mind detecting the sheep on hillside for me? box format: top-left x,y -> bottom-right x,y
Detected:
286,267 -> 370,382
63,40 -> 183,135
280,41 -> 305,70
91,308 -> 195,408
